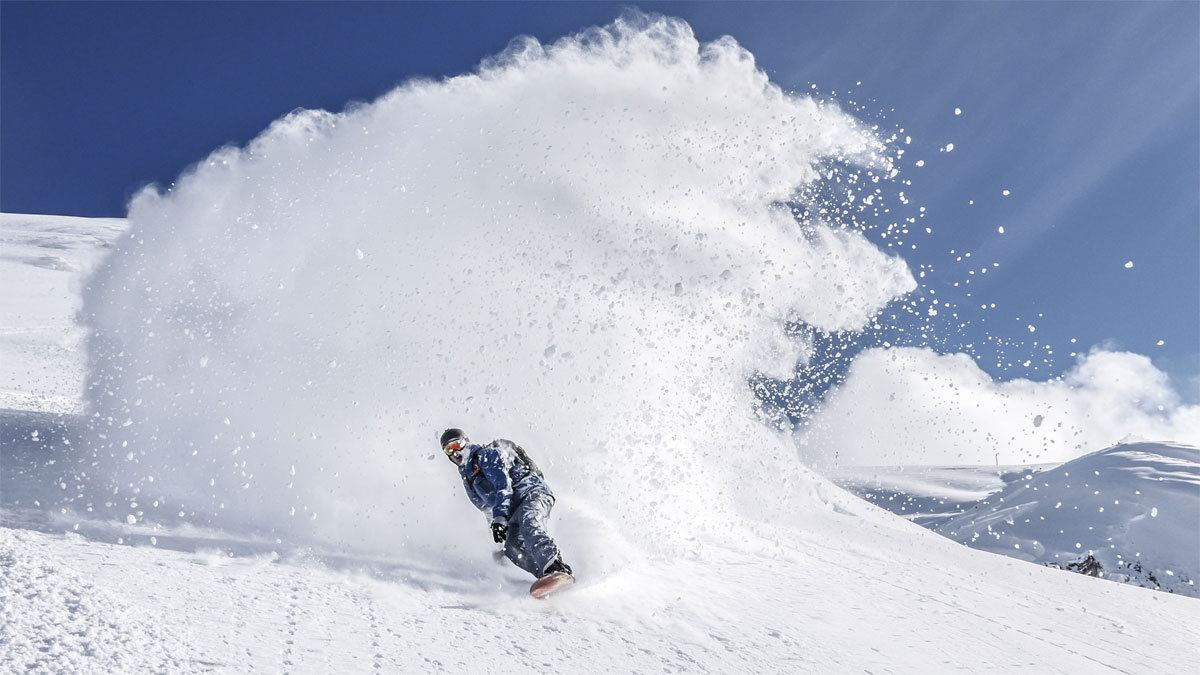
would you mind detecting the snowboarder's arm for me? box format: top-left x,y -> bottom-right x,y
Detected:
460,475 -> 490,513
477,448 -> 513,524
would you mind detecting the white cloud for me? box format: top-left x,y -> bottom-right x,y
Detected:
798,347 -> 1200,467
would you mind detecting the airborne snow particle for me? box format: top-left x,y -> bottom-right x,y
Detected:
1124,261 -> 1134,269
1151,507 -> 1158,517
915,160 -> 925,167
126,514 -> 137,525
997,226 -> 1005,234
944,143 -> 954,152
77,19 -> 947,559
1156,340 -> 1165,346
1002,190 -> 1011,196
954,108 -> 962,115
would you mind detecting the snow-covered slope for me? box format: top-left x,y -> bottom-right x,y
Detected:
832,445 -> 1200,598
935,442 -> 1199,596
0,213 -> 127,413
828,463 -> 1048,527
4,482 -> 1199,674
3,214 -> 1199,675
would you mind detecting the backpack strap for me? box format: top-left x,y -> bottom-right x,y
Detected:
486,439 -> 544,479
511,442 -> 544,479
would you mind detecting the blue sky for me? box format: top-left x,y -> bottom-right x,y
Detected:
2,1 -> 1197,392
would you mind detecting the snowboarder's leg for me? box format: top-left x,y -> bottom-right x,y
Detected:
511,490 -> 561,576
503,522 -> 540,576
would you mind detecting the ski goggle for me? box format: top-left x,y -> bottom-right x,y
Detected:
443,439 -> 466,455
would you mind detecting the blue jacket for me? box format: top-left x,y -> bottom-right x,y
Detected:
458,440 -> 552,525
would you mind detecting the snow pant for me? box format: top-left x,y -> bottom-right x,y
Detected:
503,485 -> 561,578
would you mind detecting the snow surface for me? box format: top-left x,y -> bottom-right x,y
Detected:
4,473 -> 1199,674
0,214 -> 125,414
3,214 -> 1199,671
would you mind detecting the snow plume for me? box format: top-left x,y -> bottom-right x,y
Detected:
799,347 -> 1200,467
80,14 -> 913,562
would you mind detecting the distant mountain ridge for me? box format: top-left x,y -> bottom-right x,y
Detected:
833,442 -> 1200,597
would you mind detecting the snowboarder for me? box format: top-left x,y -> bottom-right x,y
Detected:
440,428 -> 574,597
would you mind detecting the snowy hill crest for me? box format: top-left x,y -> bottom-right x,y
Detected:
936,442 -> 1199,597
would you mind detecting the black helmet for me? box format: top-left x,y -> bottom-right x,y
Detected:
440,427 -> 468,450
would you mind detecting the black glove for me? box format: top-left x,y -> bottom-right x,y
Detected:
491,521 -> 508,543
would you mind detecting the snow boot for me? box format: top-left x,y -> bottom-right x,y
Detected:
530,557 -> 575,599
542,557 -> 572,577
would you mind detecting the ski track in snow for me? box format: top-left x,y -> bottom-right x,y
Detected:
0,529 -> 190,673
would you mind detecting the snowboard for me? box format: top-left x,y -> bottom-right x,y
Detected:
529,572 -> 574,599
